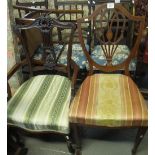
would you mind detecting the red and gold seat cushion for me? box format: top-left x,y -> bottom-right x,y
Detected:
69,74 -> 148,127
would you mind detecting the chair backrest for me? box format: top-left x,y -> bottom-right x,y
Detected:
91,0 -> 135,48
54,0 -> 91,22
54,0 -> 91,46
15,14 -> 76,78
16,0 -> 48,8
77,4 -> 145,76
14,0 -> 48,18
91,0 -> 134,13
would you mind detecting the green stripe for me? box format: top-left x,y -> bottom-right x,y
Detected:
7,78 -> 34,116
47,78 -> 70,130
24,76 -> 54,129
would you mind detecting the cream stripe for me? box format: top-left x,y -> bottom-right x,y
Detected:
137,87 -> 148,126
31,76 -> 56,127
69,80 -> 83,122
11,76 -> 46,123
57,87 -> 71,131
85,75 -> 91,123
44,77 -> 66,125
138,90 -> 144,126
127,77 -> 133,126
120,75 -> 127,126
91,74 -> 97,123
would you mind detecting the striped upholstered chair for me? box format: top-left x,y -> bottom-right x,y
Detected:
7,15 -> 77,153
69,4 -> 148,155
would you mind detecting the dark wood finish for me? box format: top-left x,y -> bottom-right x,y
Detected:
90,0 -> 135,50
54,0 -> 91,46
16,0 -> 48,8
73,4 -> 147,154
54,0 -> 90,22
15,0 -> 48,18
132,127 -> 148,155
8,15 -> 77,153
13,5 -> 84,18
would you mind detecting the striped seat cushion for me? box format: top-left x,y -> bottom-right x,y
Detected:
69,74 -> 148,127
7,75 -> 71,134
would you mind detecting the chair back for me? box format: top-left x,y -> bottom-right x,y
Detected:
77,4 -> 145,76
54,0 -> 92,46
15,14 -> 76,78
14,0 -> 48,18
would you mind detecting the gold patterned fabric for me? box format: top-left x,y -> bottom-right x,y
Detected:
69,74 -> 148,127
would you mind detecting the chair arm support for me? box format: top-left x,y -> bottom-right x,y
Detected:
7,59 -> 27,80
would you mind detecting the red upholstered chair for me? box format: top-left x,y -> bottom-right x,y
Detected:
69,4 -> 148,155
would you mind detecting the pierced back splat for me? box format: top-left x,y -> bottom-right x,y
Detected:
77,4 -> 145,75
17,15 -> 76,76
93,7 -> 128,65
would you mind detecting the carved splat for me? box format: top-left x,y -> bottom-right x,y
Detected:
93,7 -> 128,65
17,14 -> 76,72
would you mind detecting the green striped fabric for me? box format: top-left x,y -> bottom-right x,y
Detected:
7,75 -> 71,134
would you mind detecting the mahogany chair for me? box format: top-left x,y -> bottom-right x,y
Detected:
7,15 -> 77,154
69,4 -> 148,155
54,0 -> 92,71
90,0 -> 137,73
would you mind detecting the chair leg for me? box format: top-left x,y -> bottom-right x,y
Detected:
65,135 -> 75,154
132,127 -> 147,155
8,130 -> 28,155
71,124 -> 81,154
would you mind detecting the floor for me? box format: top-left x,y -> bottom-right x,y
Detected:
12,127 -> 147,155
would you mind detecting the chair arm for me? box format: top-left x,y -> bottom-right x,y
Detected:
7,59 -> 27,80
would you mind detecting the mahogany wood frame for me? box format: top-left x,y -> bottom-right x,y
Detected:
8,15 -> 78,154
77,4 -> 145,76
71,4 -> 147,155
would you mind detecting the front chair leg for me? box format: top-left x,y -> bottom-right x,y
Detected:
132,127 -> 148,155
65,135 -> 75,154
71,124 -> 81,155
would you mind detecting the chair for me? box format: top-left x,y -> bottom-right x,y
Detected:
54,0 -> 92,71
7,14 -> 77,153
90,0 -> 137,72
14,0 -> 48,18
69,4 -> 148,155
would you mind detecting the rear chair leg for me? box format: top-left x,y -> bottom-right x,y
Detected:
132,127 -> 147,155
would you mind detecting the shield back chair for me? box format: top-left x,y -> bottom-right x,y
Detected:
7,15 -> 77,154
54,0 -> 92,72
69,4 -> 148,155
14,0 -> 48,18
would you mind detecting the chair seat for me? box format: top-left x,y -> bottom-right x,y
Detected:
90,45 -> 137,71
69,74 -> 148,127
7,75 -> 71,134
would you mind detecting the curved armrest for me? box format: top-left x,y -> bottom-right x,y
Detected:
7,59 -> 27,80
